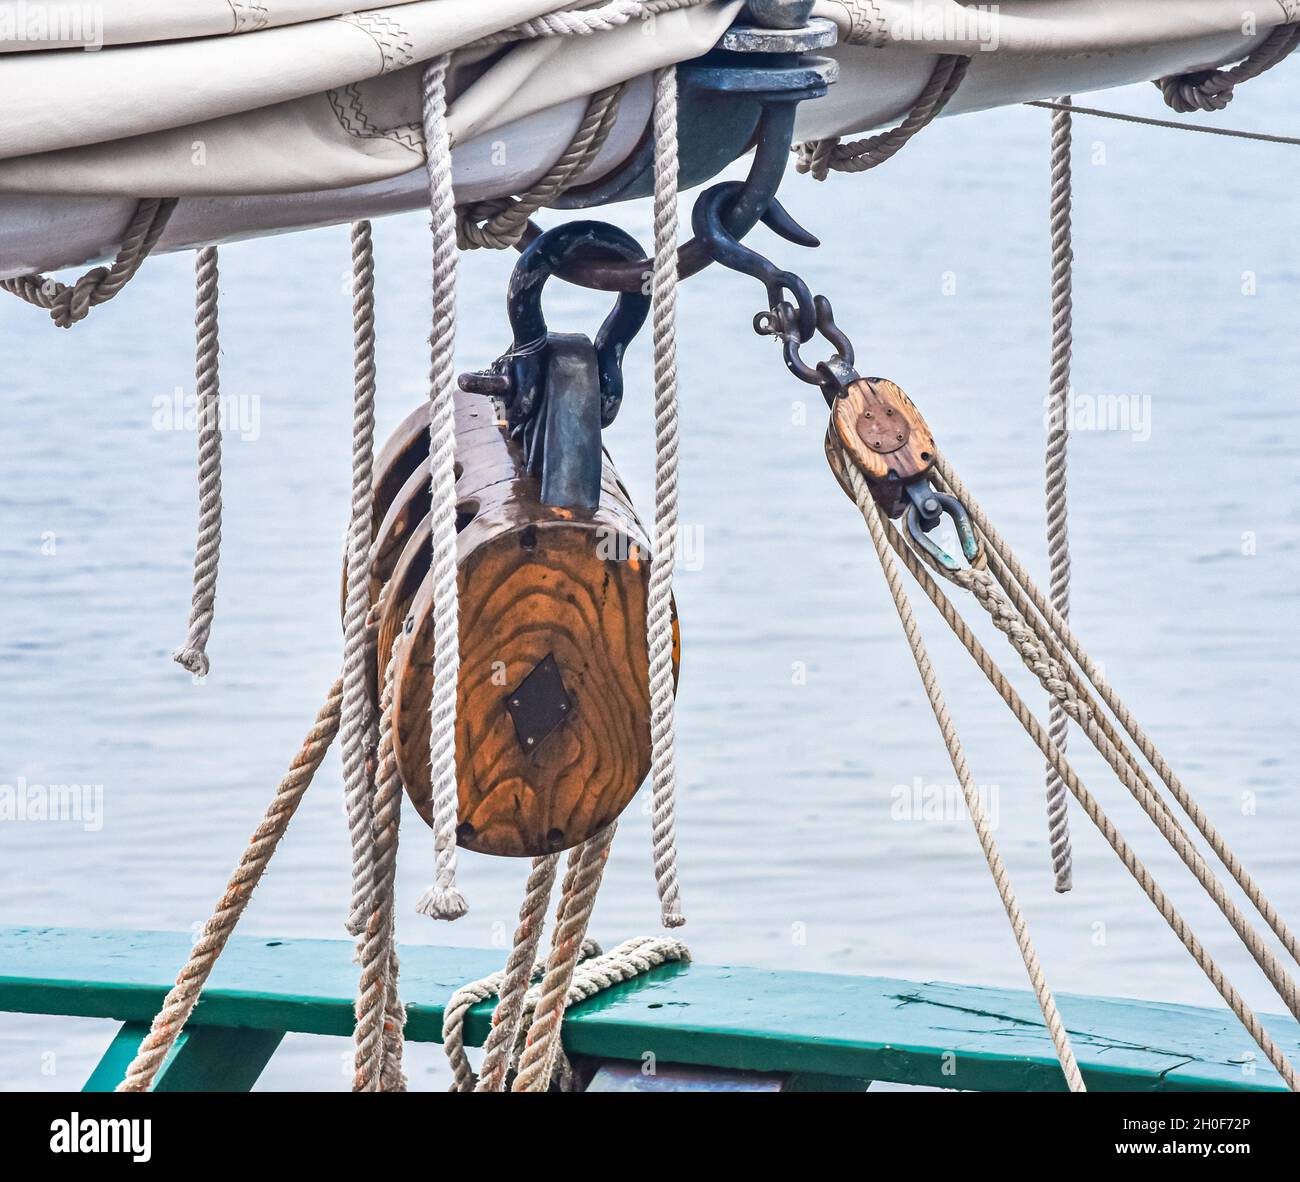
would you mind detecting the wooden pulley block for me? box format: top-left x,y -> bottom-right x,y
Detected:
824,376 -> 935,516
371,388 -> 678,859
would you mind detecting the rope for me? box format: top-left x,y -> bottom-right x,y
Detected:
648,65 -> 685,929
1156,22 -> 1300,113
861,457 -> 1299,1087
456,83 -> 626,250
1025,100 -> 1300,146
934,457 -> 1300,979
795,56 -> 969,181
353,647 -> 407,1091
414,54 -> 468,923
1044,97 -> 1074,893
343,221 -> 380,937
2,197 -> 177,328
172,246 -> 223,679
473,853 -> 562,1092
470,0 -> 708,47
512,822 -> 618,1091
841,463 -> 1085,1092
116,678 -> 344,1091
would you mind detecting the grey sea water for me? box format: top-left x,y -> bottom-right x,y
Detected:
3,74 -> 1299,1090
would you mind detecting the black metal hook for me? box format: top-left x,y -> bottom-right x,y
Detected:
691,180 -> 820,343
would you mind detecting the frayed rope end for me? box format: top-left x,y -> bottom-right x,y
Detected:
172,646 -> 210,678
416,885 -> 468,921
660,908 -> 686,930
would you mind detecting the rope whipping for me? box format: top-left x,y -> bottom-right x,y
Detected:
796,55 -> 969,181
842,461 -> 1085,1092
648,64 -> 685,928
1044,97 -> 1074,893
172,246 -> 224,678
414,54 -> 468,922
116,678 -> 344,1091
1155,22 -> 1300,112
2,197 -> 177,328
343,221 -> 381,937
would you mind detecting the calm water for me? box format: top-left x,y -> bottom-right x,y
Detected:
4,75 -> 1300,1090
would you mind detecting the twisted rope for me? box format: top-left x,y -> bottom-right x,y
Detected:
353,647 -> 407,1091
866,465 -> 1298,1087
456,83 -> 626,250
470,0 -> 708,47
1156,22 -> 1300,113
473,853 -> 562,1092
935,456 -> 1300,975
1044,97 -> 1074,893
512,822 -> 618,1091
842,462 -> 1085,1092
116,678 -> 344,1091
414,55 -> 468,923
795,56 -> 969,180
172,247 -> 223,678
343,221 -> 380,937
648,65 -> 685,929
2,198 -> 177,328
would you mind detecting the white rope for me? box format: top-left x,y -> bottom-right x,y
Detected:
470,0 -> 709,48
172,246 -> 223,678
842,460 -> 1085,1092
875,458 -> 1298,1087
1044,98 -> 1074,893
414,54 -> 468,923
474,854 -> 562,1092
648,64 -> 685,929
343,221 -> 380,936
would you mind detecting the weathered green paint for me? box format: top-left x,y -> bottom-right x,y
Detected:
83,1020 -> 284,1092
2,927 -> 1294,1092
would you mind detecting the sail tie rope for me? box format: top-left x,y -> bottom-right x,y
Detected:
1156,21 -> 1300,112
415,54 -> 469,922
456,83 -> 626,250
845,443 -> 1300,1088
115,678 -> 345,1091
648,64 -> 686,928
795,55 -> 969,181
1,197 -> 177,328
342,221 -> 381,937
172,246 -> 224,678
841,461 -> 1085,1092
471,0 -> 711,47
1043,97 -> 1074,892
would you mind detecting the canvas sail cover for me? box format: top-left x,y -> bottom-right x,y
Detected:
0,0 -> 1289,197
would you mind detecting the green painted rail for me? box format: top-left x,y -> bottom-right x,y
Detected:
0,927 -> 1294,1092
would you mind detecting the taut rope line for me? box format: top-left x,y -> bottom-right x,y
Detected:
415,54 -> 468,922
1043,96 -> 1074,893
842,462 -> 1085,1092
342,220 -> 380,937
852,451 -> 1299,1087
648,64 -> 686,929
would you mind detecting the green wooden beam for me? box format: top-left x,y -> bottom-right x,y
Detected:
1,927 -> 1294,1092
82,1019 -> 283,1092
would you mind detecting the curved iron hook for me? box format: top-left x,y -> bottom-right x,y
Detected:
691,180 -> 819,342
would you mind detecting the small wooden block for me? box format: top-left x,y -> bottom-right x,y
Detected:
827,378 -> 935,517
